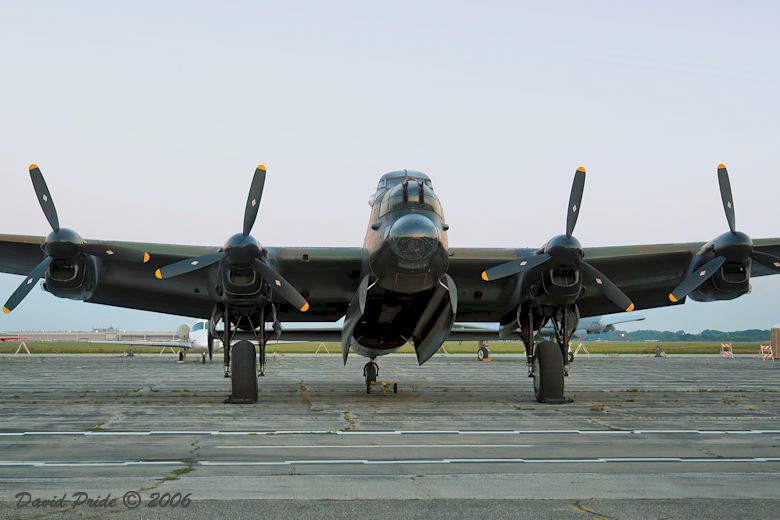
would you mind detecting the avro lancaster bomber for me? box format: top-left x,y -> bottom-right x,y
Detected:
1,164 -> 778,403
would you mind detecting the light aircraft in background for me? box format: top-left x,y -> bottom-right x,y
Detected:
1,163 -> 779,404
93,321 -> 223,364
0,333 -> 28,342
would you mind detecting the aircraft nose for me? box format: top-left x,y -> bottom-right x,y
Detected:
387,213 -> 440,262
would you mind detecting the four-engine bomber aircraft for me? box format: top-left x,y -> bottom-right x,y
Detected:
1,163 -> 780,403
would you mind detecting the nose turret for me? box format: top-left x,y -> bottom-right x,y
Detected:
387,213 -> 440,264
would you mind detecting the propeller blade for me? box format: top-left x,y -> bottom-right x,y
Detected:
482,253 -> 551,282
751,250 -> 780,272
155,251 -> 226,280
82,243 -> 151,264
566,166 -> 586,237
717,164 -> 736,233
28,164 -> 60,231
580,261 -> 635,312
243,165 -> 267,236
254,259 -> 309,312
669,255 -> 726,303
3,256 -> 53,313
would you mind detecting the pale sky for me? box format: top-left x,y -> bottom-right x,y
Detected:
1,1 -> 779,332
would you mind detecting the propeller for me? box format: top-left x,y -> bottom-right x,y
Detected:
481,166 -> 634,313
154,165 -> 309,313
3,165 -> 150,313
668,164 -> 780,302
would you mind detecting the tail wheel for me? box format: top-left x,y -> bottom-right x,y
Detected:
364,361 -> 378,394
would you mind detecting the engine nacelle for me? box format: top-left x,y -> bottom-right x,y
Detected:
217,263 -> 266,309
42,255 -> 98,301
687,257 -> 751,302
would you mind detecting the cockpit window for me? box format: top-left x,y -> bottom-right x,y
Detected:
379,181 -> 442,217
191,322 -> 205,332
369,170 -> 433,207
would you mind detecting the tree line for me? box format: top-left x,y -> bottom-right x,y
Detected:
587,329 -> 771,342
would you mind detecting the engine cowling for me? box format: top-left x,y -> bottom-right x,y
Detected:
42,254 -> 99,301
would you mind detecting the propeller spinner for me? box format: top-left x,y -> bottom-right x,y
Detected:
3,165 -> 150,313
154,165 -> 309,314
481,166 -> 634,313
668,164 -> 780,302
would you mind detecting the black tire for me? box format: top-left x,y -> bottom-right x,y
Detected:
366,383 -> 371,394
533,340 -> 565,404
228,340 -> 257,404
393,383 -> 398,394
364,362 -> 378,383
477,346 -> 489,361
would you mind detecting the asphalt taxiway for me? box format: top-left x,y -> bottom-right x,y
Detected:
1,352 -> 779,518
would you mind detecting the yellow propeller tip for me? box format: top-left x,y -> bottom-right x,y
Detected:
300,302 -> 310,312
154,269 -> 163,280
717,163 -> 727,170
481,271 -> 489,282
256,164 -> 266,171
626,303 -> 635,312
143,252 -> 150,263
29,164 -> 38,171
669,293 -> 678,303
2,306 -> 9,314
576,166 -> 586,173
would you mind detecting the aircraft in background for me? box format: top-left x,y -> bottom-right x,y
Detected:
93,321 -> 223,364
0,333 -> 28,342
464,312 -> 647,361
1,163 -> 779,404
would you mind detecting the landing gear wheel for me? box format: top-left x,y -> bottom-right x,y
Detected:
393,382 -> 398,394
201,352 -> 206,365
227,340 -> 258,404
477,345 -> 490,361
364,361 -> 378,394
533,340 -> 566,404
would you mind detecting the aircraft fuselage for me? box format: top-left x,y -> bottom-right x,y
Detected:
343,170 -> 454,362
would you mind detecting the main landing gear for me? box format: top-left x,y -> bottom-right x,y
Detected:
520,306 -> 574,404
363,359 -> 397,394
214,307 -> 268,404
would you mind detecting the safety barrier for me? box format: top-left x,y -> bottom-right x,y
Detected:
760,344 -> 774,361
720,343 -> 733,358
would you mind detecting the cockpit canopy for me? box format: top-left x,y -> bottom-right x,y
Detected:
369,170 -> 433,207
368,170 -> 443,217
378,177 -> 442,218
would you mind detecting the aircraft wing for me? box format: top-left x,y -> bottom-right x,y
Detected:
89,339 -> 193,349
447,239 -> 780,321
0,234 -> 362,321
3,233 -> 780,323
